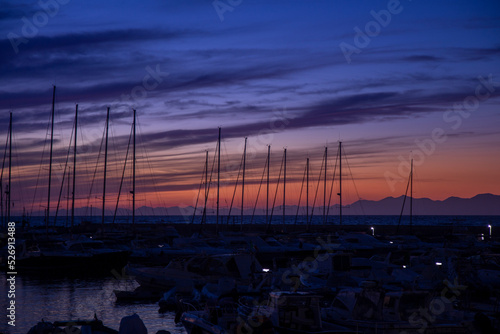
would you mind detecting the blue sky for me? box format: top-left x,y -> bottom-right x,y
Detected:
0,0 -> 499,212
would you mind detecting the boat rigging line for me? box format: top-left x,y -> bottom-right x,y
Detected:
84,111 -> 107,220
310,148 -> 326,225
71,104 -> 78,228
53,109 -> 76,227
294,161 -> 307,225
29,105 -> 52,219
200,138 -> 218,226
113,121 -> 133,224
0,113 -> 10,227
343,145 -> 366,216
282,147 -> 286,232
102,107 -> 110,231
241,137 -> 247,229
191,150 -> 208,225
268,148 -> 285,231
250,148 -> 269,225
396,158 -> 413,234
46,85 -> 56,233
226,139 -> 245,225
326,144 -> 339,222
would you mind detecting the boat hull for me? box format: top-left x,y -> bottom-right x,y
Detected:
16,250 -> 129,275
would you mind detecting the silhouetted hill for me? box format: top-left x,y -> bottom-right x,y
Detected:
37,193 -> 500,217
347,193 -> 500,215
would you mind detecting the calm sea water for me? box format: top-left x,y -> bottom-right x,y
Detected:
0,273 -> 185,334
3,215 -> 500,334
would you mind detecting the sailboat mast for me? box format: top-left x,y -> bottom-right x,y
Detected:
216,127 -> 221,230
132,109 -> 136,227
202,150 -> 208,224
339,141 -> 342,226
266,145 -> 270,225
205,151 -> 208,196
102,107 -> 109,230
1,141 -> 3,227
7,112 -> 12,225
1,153 -> 2,227
71,104 -> 78,228
283,148 -> 286,230
66,167 -> 70,227
306,157 -> 309,226
410,158 -> 413,232
323,146 -> 327,225
47,85 -> 56,231
241,137 -> 247,226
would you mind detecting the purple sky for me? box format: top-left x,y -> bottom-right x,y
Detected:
1,0 -> 499,214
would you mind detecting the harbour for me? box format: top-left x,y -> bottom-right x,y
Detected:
2,0 -> 500,333
3,217 -> 500,333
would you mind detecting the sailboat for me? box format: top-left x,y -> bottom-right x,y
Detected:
46,85 -> 56,232
0,112 -> 12,227
396,158 -> 413,234
16,99 -> 129,274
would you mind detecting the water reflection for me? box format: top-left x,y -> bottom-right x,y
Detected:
0,273 -> 185,334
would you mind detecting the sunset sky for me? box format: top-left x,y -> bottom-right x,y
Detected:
1,0 -> 499,216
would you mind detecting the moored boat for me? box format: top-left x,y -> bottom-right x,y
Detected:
17,235 -> 129,274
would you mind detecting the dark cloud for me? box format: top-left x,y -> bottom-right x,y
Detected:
0,47 -> 331,122
463,16 -> 500,30
402,55 -> 444,62
131,85 -> 500,154
0,2 -> 37,21
1,27 -> 201,59
351,44 -> 500,65
453,46 -> 500,61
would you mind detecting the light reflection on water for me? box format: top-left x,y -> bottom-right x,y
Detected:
0,273 -> 185,334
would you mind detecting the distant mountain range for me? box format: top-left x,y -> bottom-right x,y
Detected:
44,193 -> 500,217
345,193 -> 500,215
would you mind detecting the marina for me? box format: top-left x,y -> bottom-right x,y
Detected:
1,91 -> 499,332
2,0 -> 500,333
2,218 -> 500,333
